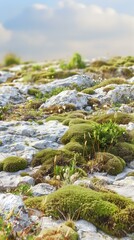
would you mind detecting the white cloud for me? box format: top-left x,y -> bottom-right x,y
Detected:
33,3 -> 48,10
0,23 -> 12,43
1,0 -> 134,61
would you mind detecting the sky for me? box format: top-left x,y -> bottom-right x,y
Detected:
0,0 -> 134,61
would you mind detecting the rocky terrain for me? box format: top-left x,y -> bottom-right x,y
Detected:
0,54 -> 134,239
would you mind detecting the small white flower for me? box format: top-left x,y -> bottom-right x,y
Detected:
56,175 -> 60,180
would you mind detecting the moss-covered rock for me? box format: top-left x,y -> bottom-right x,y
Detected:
28,88 -> 43,97
64,142 -> 83,154
109,142 -> 134,163
1,156 -> 27,172
32,148 -> 73,167
88,152 -> 126,175
61,123 -> 96,145
31,148 -> 85,177
40,185 -> 134,237
92,112 -> 134,125
35,224 -> 78,240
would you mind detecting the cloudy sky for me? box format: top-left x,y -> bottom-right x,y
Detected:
0,0 -> 134,61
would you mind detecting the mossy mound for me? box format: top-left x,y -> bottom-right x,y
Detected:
88,152 -> 126,175
83,78 -> 127,93
31,148 -> 85,176
0,156 -> 27,172
109,142 -> 134,163
64,142 -> 83,154
40,185 -> 134,237
35,224 -> 78,240
92,112 -> 134,124
61,123 -> 96,145
28,88 -> 43,97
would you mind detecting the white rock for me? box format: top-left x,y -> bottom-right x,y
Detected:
0,173 -> 35,190
75,220 -> 97,232
119,104 -> 133,113
40,90 -> 90,110
15,74 -> 94,95
40,217 -> 62,230
0,193 -> 31,231
103,84 -> 134,104
0,86 -> 25,106
0,120 -> 68,162
108,176 -> 134,201
0,193 -> 24,213
0,71 -> 15,83
31,183 -> 56,196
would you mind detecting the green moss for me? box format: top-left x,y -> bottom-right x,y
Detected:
82,87 -> 95,94
64,142 -> 83,154
41,185 -> 134,237
109,142 -> 134,163
103,86 -> 115,93
2,156 -> 27,172
92,112 -> 134,124
61,123 -> 96,145
88,152 -> 126,175
121,68 -> 133,79
127,171 -> 134,177
46,114 -> 67,122
20,172 -> 30,177
90,60 -> 109,68
108,56 -> 134,67
28,88 -> 43,97
24,196 -> 43,210
32,148 -> 72,167
31,148 -> 85,177
63,118 -> 91,126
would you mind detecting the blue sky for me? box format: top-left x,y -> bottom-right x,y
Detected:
0,0 -> 133,61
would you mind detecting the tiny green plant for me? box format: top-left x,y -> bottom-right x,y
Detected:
11,183 -> 33,196
54,153 -> 81,183
3,53 -> 20,66
68,53 -> 86,69
88,120 -> 125,158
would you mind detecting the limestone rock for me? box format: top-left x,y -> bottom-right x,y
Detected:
31,183 -> 56,196
40,90 -> 90,110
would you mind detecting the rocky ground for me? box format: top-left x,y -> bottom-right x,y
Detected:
0,55 -> 134,239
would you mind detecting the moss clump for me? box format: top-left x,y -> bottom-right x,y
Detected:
90,60 -> 109,68
46,114 -> 67,122
41,185 -> 134,237
64,142 -> 83,154
121,68 -> 133,79
31,148 -> 85,177
83,78 -> 127,94
1,156 -> 27,172
63,118 -> 90,126
35,224 -> 78,240
103,86 -> 115,93
24,196 -> 43,210
109,142 -> 134,163
82,88 -> 95,94
92,112 -> 134,125
88,152 -> 126,175
32,148 -> 73,167
61,123 -> 96,145
28,88 -> 43,97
